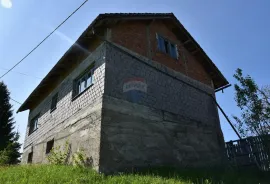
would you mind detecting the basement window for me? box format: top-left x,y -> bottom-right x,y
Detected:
50,93 -> 58,112
73,64 -> 95,98
27,152 -> 33,163
29,115 -> 39,135
46,139 -> 54,154
157,34 -> 178,59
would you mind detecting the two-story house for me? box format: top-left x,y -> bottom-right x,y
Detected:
18,13 -> 229,173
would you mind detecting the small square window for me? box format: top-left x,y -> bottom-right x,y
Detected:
51,93 -> 58,112
46,139 -> 54,154
27,152 -> 33,163
73,65 -> 95,98
29,115 -> 39,135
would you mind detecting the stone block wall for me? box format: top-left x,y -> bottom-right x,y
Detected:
21,43 -> 106,170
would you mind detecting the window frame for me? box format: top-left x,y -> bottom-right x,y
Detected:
50,93 -> 58,113
72,63 -> 95,100
28,114 -> 39,135
156,33 -> 178,59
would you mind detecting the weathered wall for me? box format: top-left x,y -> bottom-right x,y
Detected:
21,41 -> 225,173
99,43 -> 225,173
111,20 -> 212,86
21,43 -> 106,169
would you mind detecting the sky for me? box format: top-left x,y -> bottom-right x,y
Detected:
1,0 -> 270,150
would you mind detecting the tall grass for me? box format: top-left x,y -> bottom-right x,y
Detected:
0,165 -> 269,184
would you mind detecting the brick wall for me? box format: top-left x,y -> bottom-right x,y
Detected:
111,20 -> 212,86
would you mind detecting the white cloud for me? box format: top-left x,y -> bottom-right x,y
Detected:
1,0 -> 12,9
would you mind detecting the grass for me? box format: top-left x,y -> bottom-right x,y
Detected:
0,165 -> 269,184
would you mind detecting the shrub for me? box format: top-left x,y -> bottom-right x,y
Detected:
47,140 -> 70,165
0,149 -> 10,166
72,148 -> 87,168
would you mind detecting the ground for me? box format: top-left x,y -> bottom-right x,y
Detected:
0,165 -> 269,184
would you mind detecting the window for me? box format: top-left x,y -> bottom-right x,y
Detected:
29,115 -> 39,135
157,34 -> 178,59
46,139 -> 54,154
50,93 -> 58,112
27,152 -> 33,163
73,66 -> 94,98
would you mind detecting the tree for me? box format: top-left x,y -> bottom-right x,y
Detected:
0,81 -> 21,164
233,68 -> 270,138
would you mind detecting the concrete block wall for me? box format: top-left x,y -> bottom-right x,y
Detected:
21,43 -> 106,169
99,42 -> 225,172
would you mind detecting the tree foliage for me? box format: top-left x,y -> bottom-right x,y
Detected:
0,81 -> 21,165
233,68 -> 270,137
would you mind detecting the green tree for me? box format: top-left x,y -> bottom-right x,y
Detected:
233,68 -> 270,137
0,81 -> 21,164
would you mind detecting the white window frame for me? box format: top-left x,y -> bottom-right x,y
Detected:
73,65 -> 95,98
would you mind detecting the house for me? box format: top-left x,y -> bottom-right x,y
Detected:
18,13 -> 229,173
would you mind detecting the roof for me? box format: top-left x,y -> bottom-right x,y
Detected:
18,13 -> 229,112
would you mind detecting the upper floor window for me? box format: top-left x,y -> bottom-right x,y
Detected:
50,93 -> 58,112
156,34 -> 178,59
29,115 -> 39,135
73,64 -> 95,98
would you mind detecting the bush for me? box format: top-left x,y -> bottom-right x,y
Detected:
72,148 -> 87,168
47,141 -> 70,165
0,149 -> 10,166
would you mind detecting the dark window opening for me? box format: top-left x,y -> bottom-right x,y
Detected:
29,115 -> 39,135
51,93 -> 58,112
164,40 -> 169,53
27,152 -> 33,163
46,139 -> 54,154
157,34 -> 178,59
170,44 -> 177,59
73,64 -> 95,98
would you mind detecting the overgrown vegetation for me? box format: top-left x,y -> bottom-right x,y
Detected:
0,81 -> 21,165
233,68 -> 270,137
72,148 -> 88,168
47,141 -> 70,165
46,140 -> 89,168
0,165 -> 269,184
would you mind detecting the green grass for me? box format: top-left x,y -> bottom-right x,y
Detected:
0,165 -> 269,184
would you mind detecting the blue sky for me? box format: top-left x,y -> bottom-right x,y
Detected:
1,0 -> 270,148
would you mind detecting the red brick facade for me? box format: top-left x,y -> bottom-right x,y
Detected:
111,20 -> 212,87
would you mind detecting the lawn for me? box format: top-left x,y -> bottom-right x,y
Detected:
0,165 -> 269,184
